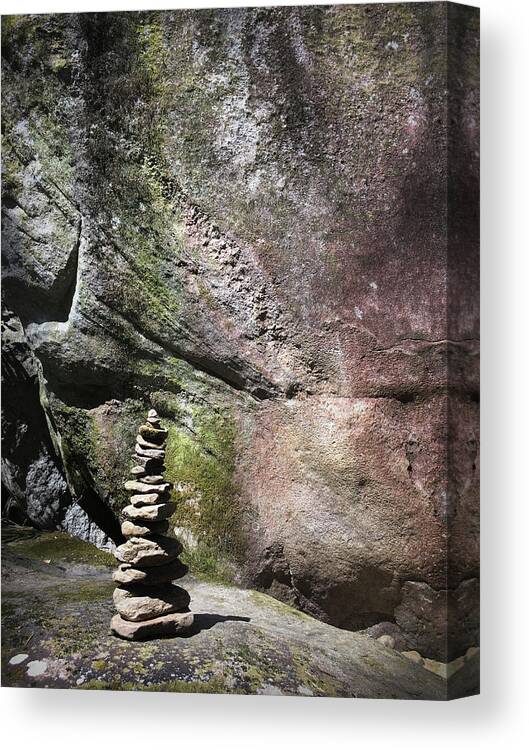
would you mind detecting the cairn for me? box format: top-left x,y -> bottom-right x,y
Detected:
110,409 -> 194,640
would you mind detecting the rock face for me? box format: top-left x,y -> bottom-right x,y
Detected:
110,410 -> 193,639
1,5 -> 479,660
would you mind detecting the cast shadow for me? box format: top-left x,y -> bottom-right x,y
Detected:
179,613 -> 251,638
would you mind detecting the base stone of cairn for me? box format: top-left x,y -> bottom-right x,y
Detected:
110,409 -> 194,640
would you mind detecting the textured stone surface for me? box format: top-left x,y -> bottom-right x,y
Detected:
113,584 -> 191,621
3,533 -> 451,697
129,492 -> 169,507
1,5 -> 479,658
1,311 -> 72,528
113,558 -> 188,585
120,519 -> 169,538
110,612 -> 194,640
124,480 -> 170,494
122,503 -> 176,522
115,535 -> 183,566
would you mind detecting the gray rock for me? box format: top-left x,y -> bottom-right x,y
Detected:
113,559 -> 188,585
110,611 -> 194,640
9,653 -> 29,666
113,584 -> 191,621
129,492 -> 169,507
122,503 -> 176,522
121,520 -> 169,538
136,434 -> 165,450
140,475 -> 165,485
115,535 -> 183,566
124,480 -> 170,494
139,424 -> 167,445
132,456 -> 165,473
1,311 -> 73,529
134,446 -> 165,461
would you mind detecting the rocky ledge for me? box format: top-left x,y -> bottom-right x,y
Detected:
1,530 -> 477,699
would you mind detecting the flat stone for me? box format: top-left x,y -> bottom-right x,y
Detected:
130,465 -> 146,477
122,502 -> 176,522
121,520 -> 169,538
113,558 -> 188,585
133,455 -> 165,472
113,584 -> 191,621
130,492 -> 170,507
136,434 -> 166,450
114,534 -> 183,566
110,612 -> 194,641
146,417 -> 162,427
140,475 -> 166,485
26,660 -> 48,677
139,424 -> 168,445
9,653 -> 29,666
124,480 -> 170,494
135,446 -> 165,460
148,409 -> 158,419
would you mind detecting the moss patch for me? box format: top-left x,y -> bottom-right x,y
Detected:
163,405 -> 243,580
49,397 -> 145,513
4,531 -> 114,568
249,591 -> 312,621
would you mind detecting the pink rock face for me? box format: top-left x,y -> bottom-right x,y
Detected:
1,4 -> 478,660
237,388 -> 478,661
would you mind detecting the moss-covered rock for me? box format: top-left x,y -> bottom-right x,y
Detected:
2,5 -> 479,660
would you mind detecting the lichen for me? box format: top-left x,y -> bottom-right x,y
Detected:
79,675 -> 240,694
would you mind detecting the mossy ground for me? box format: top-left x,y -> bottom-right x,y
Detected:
1,530 -> 445,699
4,529 -> 115,567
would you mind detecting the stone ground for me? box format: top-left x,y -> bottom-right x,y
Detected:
1,530 -> 475,700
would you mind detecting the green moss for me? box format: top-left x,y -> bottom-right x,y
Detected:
5,531 -> 114,568
291,647 -> 339,698
164,406 -> 243,572
50,397 -> 145,512
249,591 -> 312,621
180,544 -> 235,585
50,580 -> 115,604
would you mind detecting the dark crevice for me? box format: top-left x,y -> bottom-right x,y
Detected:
53,219 -> 81,323
72,478 -> 123,545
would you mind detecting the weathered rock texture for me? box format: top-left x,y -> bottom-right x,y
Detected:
1,4 -> 479,660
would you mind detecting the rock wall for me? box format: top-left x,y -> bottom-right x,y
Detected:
1,4 -> 479,660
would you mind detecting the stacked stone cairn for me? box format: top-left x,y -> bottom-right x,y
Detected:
110,409 -> 194,640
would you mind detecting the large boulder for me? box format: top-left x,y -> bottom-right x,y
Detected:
1,5 -> 478,659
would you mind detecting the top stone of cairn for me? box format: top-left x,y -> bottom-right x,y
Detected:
147,408 -> 162,427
